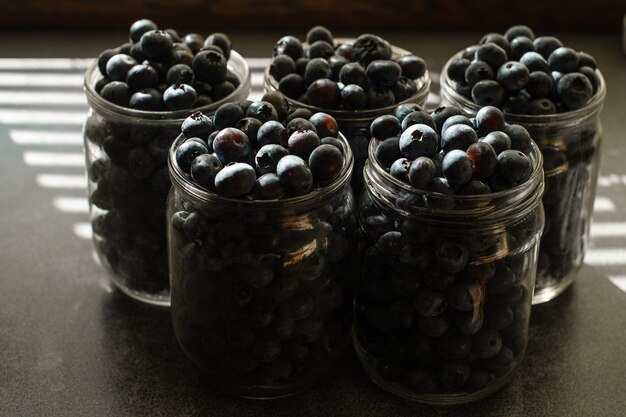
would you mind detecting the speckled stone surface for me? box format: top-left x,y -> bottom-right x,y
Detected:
0,33 -> 625,417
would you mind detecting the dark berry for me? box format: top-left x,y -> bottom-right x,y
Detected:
276,155 -> 313,196
374,137 -> 402,169
467,141 -> 497,179
431,106 -> 464,134
408,157 -> 436,189
471,80 -> 505,107
183,33 -> 204,54
309,144 -> 343,183
288,129 -> 320,160
287,118 -> 317,136
129,88 -> 161,110
533,36 -> 563,59
309,112 -> 339,138
213,102 -> 244,129
273,35 -> 304,60
475,43 -> 507,70
163,83 -> 197,110
166,64 -> 195,85
520,51 -> 550,73
255,144 -> 289,175
497,149 -> 532,183
269,55 -> 296,82
235,117 -> 263,148
475,106 -> 505,137
480,32 -> 510,53
307,79 -> 341,108
253,173 -> 286,200
139,30 -> 174,61
105,54 -> 137,81
497,61 -> 529,91
390,158 -> 411,183
176,138 -> 209,174
214,162 -> 257,197
504,25 -> 535,41
481,131 -> 511,155
503,124 -> 533,155
192,50 -> 227,84
465,61 -> 494,87
442,149 -> 473,187
526,71 -> 553,98
204,32 -> 232,59
366,60 -> 401,88
397,54 -> 427,79
366,86 -> 395,108
472,329 -> 502,359
441,115 -> 473,137
306,25 -> 334,45
441,124 -> 477,153
306,41 -> 335,60
304,58 -> 332,84
579,66 -> 600,94
439,362 -> 470,390
129,19 -> 158,44
340,84 -> 367,110
394,103 -> 423,123
577,52 -> 597,70
257,121 -> 289,147
191,153 -> 223,190
339,62 -> 369,88
278,73 -> 306,99
528,98 -> 557,115
329,55 -> 349,80
182,111 -> 214,140
352,34 -> 392,66
100,81 -> 130,106
212,127 -> 252,164
557,72 -> 593,109
447,58 -> 472,83
548,47 -> 579,72
399,124 -> 438,159
401,110 -> 436,132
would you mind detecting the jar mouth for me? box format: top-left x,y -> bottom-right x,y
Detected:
264,38 -> 431,122
439,49 -> 606,124
168,132 -> 355,212
83,50 -> 251,122
365,137 -> 544,223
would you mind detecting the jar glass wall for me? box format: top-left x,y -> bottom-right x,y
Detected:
167,133 -> 356,398
439,52 -> 605,304
354,138 -> 544,404
83,52 -> 251,306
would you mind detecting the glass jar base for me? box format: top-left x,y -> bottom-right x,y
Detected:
110,278 -> 170,307
353,336 -> 519,406
532,272 -> 575,304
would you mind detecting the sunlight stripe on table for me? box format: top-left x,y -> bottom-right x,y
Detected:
10,130 -> 83,145
593,196 -> 616,213
251,72 -> 265,88
0,72 -> 84,87
37,174 -> 86,189
0,91 -> 86,105
53,197 -> 89,213
585,248 -> 626,265
590,222 -> 626,238
597,174 -> 626,187
0,109 -> 85,125
73,222 -> 93,240
608,275 -> 626,292
0,58 -> 91,70
24,151 -> 84,167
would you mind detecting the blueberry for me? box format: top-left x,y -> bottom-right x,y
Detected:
105,54 -> 137,82
397,54 -> 427,79
100,81 -> 130,106
480,32 -> 510,52
447,58 -> 472,83
191,153 -> 223,190
214,162 -> 256,197
320,137 -> 344,153
163,83 -> 197,110
366,86 -> 395,108
441,124 -> 477,153
392,77 -> 418,102
175,138 -> 209,174
466,141 -> 497,179
129,19 -> 158,44
269,55 -> 296,82
366,60 -> 401,88
309,112 -> 339,138
328,54 -> 349,80
307,78 -> 341,108
273,35 -> 304,60
235,117 -> 263,148
399,124 -> 438,159
442,150 -> 473,187
182,111 -> 214,140
374,137 -> 402,168
370,115 -> 401,139
439,362 -> 470,390
503,91 -> 530,114
304,58 -> 332,85
475,43 -> 507,70
261,91 -> 290,121
309,144 -> 343,184
533,36 -> 564,59
166,63 -> 195,85
472,329 -> 502,359
436,241 -> 469,273
288,129 -> 320,160
579,66 -> 600,94
306,25 -> 334,45
139,30 -> 174,61
279,73 -> 306,99
497,149 -> 532,183
306,41 -> 335,60
340,84 -> 367,110
287,117 -> 317,136
252,173 -> 286,200
519,51 -> 550,74
389,158 -> 411,183
578,51 -> 597,69
481,131 -> 511,155
401,110 -> 437,132
257,120 -> 289,147
548,47 -> 579,72
246,101 -> 279,124
471,80 -> 505,107
125,63 -> 158,91
129,88 -> 161,110
508,36 -> 535,61
465,61 -> 494,87
213,102 -> 244,130
394,103 -> 423,122
504,25 -> 535,41
255,144 -> 289,175
204,32 -> 232,59
192,50 -> 227,84
497,61 -> 529,91
408,157 -> 436,189
526,70 -> 553,98
212,127 -> 252,164
528,98 -> 557,115
557,72 -> 593,109
339,62 -> 369,88
276,155 -> 313,196
475,106 -> 505,137
426,177 -> 455,209
414,288 -> 448,317
352,34 -> 392,66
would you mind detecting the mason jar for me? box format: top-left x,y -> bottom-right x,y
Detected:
440,53 -> 606,304
83,52 -> 251,306
263,40 -> 431,192
167,132 -> 356,398
353,138 -> 544,404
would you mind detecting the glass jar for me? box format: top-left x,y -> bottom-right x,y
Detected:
440,52 -> 606,304
167,133 -> 356,398
263,40 -> 431,193
354,138 -> 544,404
83,52 -> 251,306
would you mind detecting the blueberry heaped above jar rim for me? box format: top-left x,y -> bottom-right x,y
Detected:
266,25 -> 429,111
91,18 -> 244,113
442,24 -> 602,115
170,93 -> 353,201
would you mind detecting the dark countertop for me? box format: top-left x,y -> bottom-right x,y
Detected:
0,32 -> 625,417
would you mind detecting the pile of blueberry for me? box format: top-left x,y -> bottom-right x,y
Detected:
354,104 -> 544,398
446,24 -> 600,114
174,93 -> 348,200
168,100 -> 357,391
268,26 -> 427,110
371,104 -> 535,201
95,19 -> 240,111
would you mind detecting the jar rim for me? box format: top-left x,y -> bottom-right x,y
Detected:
83,50 -> 251,123
439,49 -> 606,123
264,38 -> 431,122
365,136 -> 544,225
168,132 -> 355,211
